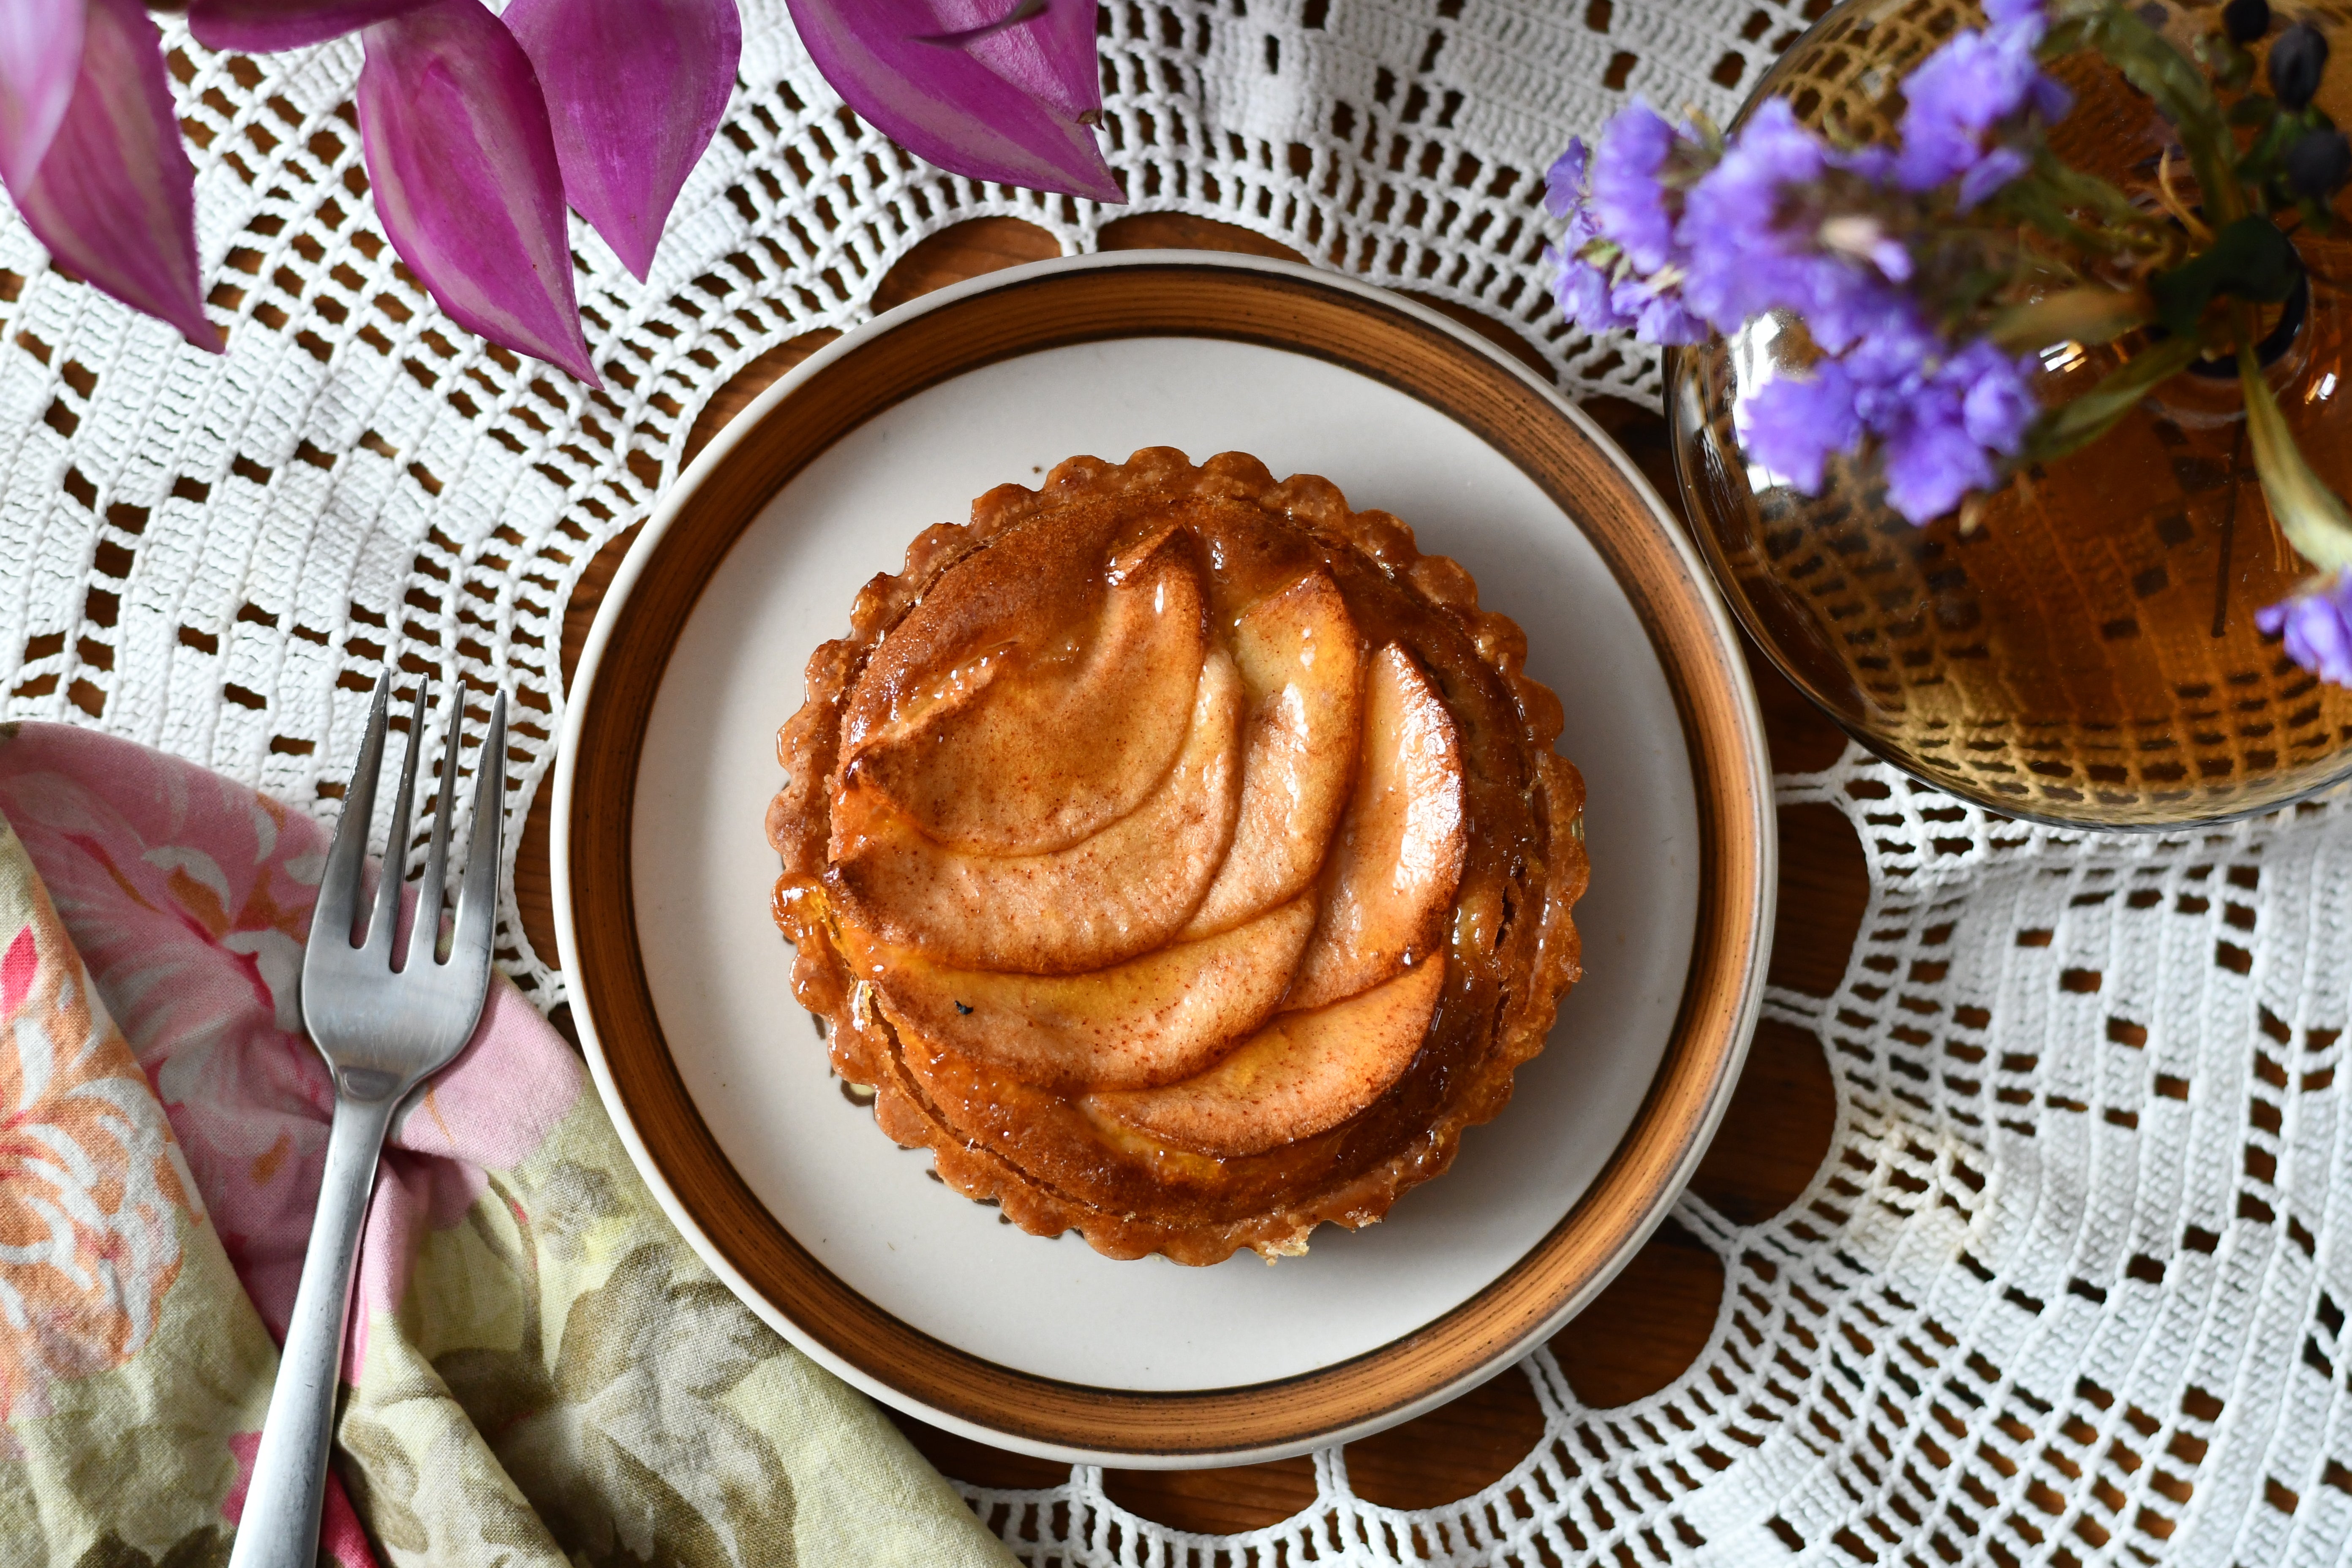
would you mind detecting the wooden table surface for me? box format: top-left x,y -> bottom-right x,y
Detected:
509,214 -> 1873,1532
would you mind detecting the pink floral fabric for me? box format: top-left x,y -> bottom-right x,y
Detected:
0,724 -> 582,1371
0,722 -> 1013,1568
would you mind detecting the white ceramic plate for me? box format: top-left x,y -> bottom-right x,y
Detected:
555,253 -> 1772,1465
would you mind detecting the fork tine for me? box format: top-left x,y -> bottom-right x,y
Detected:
315,673 -> 391,950
451,692 -> 508,966
364,682 -> 429,967
410,688 -> 464,968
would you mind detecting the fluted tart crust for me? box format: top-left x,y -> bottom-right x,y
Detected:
767,449 -> 1587,1265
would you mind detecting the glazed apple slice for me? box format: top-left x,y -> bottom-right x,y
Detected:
838,504 -> 1124,749
1085,956 -> 1445,1157
828,649 -> 1246,973
842,893 -> 1317,1092
1283,642 -> 1467,1011
1179,570 -> 1362,938
841,540 -> 1206,854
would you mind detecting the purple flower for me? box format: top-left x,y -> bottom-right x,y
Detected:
1680,100 -> 1908,351
1544,242 -> 1636,334
1981,0 -> 2048,28
1957,340 -> 2037,452
2257,574 -> 2352,686
1846,330 -> 2037,521
1956,144 -> 2031,211
1544,130 -> 1709,341
1741,312 -> 2037,522
1612,275 -> 1710,344
1545,138 -> 1590,219
1740,360 -> 1862,491
1880,406 -> 1999,520
1589,100 -> 1683,271
1895,16 -> 2069,196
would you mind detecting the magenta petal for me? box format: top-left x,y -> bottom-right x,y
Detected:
188,0 -> 435,54
6,0 -> 214,350
502,0 -> 741,281
785,0 -> 1122,202
357,0 -> 599,384
0,0 -> 84,191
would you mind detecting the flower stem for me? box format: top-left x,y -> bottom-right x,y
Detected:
2238,343 -> 2352,570
2077,3 -> 2244,226
1987,285 -> 2152,351
2021,336 -> 2202,463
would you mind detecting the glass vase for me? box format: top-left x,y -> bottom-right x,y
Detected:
1668,0 -> 2352,828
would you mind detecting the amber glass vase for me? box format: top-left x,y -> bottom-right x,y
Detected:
1669,0 -> 2352,828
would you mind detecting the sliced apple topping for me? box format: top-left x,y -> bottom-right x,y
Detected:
843,893 -> 1316,1092
838,506 -> 1124,749
1180,570 -> 1363,939
840,540 -> 1207,855
827,648 -> 1246,974
1283,643 -> 1467,1012
1085,956 -> 1445,1157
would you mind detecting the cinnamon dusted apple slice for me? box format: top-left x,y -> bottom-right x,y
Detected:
844,893 -> 1316,1092
838,504 -> 1124,748
1283,643 -> 1467,1011
1086,957 -> 1445,1157
828,649 -> 1246,973
841,540 -> 1207,854
1180,571 -> 1362,938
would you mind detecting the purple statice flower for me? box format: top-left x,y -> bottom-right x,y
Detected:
1544,132 -> 1708,339
2257,573 -> 2352,686
1544,137 -> 1591,219
1543,137 -> 1641,334
1846,329 -> 2039,520
1544,240 -> 1637,334
1956,144 -> 2032,210
1611,275 -> 1710,344
1679,100 -> 1910,351
1739,313 -> 2038,523
1982,0 -> 2049,26
1589,100 -> 1684,271
1740,359 -> 1863,491
1894,11 -> 2070,202
1957,339 -> 2038,452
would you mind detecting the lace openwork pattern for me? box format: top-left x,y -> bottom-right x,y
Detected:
967,746 -> 2352,1566
8,3 -> 2349,1564
0,0 -> 1807,1003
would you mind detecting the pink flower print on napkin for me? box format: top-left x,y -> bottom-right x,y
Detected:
0,723 -> 580,1368
0,876 -> 195,1422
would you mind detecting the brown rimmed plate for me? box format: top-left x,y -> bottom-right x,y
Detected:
553,252 -> 1773,1467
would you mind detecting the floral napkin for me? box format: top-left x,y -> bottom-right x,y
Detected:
0,721 -> 1015,1568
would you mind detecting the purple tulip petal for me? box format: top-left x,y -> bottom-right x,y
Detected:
0,0 -> 84,191
502,0 -> 741,281
188,0 -> 435,54
357,0 -> 599,384
785,0 -> 1122,202
5,0 -> 214,350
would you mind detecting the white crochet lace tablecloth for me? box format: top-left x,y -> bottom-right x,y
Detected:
4,3 -> 2348,1564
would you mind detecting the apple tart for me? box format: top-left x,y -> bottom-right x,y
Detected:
766,449 -> 1588,1265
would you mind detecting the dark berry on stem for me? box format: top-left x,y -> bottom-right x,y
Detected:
2270,22 -> 2329,111
2224,0 -> 2270,46
2287,127 -> 2352,197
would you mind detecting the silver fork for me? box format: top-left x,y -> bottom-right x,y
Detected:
228,673 -> 508,1568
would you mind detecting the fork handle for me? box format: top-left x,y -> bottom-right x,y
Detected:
228,1090 -> 400,1568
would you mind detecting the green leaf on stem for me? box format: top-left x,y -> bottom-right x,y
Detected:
2240,345 -> 2352,571
2022,335 -> 2202,464
2082,3 -> 2241,224
2230,94 -> 2279,127
1988,285 -> 2152,352
2149,214 -> 2300,337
